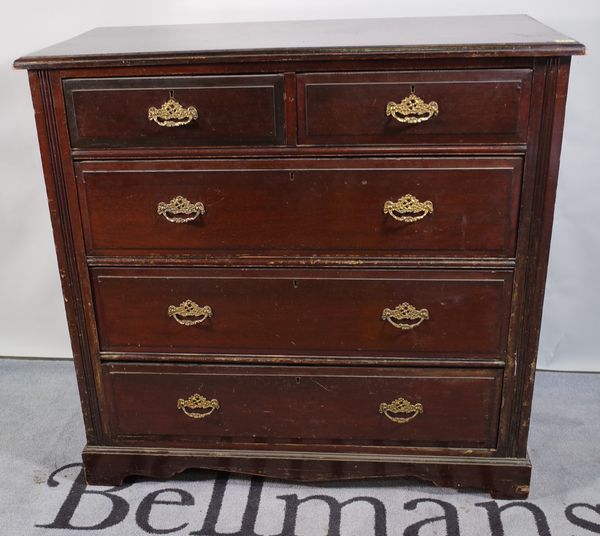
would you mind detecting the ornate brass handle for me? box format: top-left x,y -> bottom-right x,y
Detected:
177,394 -> 220,419
148,91 -> 198,127
384,194 -> 433,222
379,397 -> 423,424
168,300 -> 213,326
382,302 -> 429,330
157,196 -> 205,223
386,88 -> 438,124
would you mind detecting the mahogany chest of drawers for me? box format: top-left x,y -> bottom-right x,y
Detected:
15,15 -> 584,499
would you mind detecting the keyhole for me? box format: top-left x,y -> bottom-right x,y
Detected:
289,171 -> 295,181
169,90 -> 175,99
293,280 -> 299,289
295,377 -> 301,384
410,84 -> 415,93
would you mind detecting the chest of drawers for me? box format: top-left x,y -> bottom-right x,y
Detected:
15,15 -> 584,499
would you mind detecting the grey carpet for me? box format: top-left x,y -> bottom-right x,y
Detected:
0,358 -> 599,535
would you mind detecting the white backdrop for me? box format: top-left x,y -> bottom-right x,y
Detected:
1,1 -> 598,370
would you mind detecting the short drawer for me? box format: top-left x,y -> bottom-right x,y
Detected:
91,268 -> 512,359
298,70 -> 531,145
63,75 -> 285,148
101,363 -> 502,449
77,158 -> 522,258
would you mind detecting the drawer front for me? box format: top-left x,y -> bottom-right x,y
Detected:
298,70 -> 531,145
78,158 -> 521,257
64,75 -> 285,148
102,363 -> 502,449
92,268 -> 512,358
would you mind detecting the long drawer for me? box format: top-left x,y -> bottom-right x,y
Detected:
77,158 -> 522,257
63,75 -> 285,148
101,363 -> 502,449
298,69 -> 532,145
91,268 -> 512,358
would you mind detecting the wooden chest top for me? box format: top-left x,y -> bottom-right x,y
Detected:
14,15 -> 584,69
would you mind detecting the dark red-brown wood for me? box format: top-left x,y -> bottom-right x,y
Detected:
64,75 -> 285,148
14,15 -> 584,70
299,70 -> 532,145
77,157 -> 522,258
81,446 -> 532,499
91,268 -> 512,358
102,363 -> 502,448
16,16 -> 583,499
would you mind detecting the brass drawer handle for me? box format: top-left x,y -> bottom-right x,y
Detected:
177,394 -> 220,419
168,300 -> 213,326
148,91 -> 198,127
382,302 -> 429,330
386,88 -> 438,124
385,86 -> 439,125
379,397 -> 423,424
158,195 -> 205,223
384,194 -> 433,222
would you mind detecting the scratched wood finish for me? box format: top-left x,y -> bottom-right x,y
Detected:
77,158 -> 522,257
102,363 -> 502,448
91,268 -> 512,358
13,15 -> 584,70
82,446 -> 532,499
64,75 -> 285,148
298,70 -> 532,145
15,16 -> 583,498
